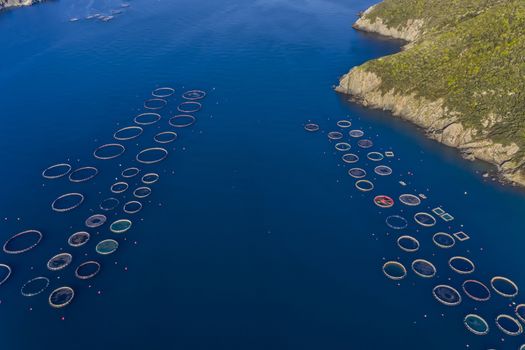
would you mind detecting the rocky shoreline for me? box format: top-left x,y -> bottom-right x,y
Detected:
336,3 -> 525,187
353,5 -> 423,42
0,0 -> 43,11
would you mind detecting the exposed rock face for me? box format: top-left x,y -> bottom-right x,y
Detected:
338,0 -> 525,187
0,0 -> 42,10
337,67 -> 525,186
353,5 -> 424,42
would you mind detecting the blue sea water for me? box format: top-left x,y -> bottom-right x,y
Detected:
1,0 -> 525,349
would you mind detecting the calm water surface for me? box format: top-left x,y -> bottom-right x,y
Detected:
1,0 -> 525,349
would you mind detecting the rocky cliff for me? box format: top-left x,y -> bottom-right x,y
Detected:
353,5 -> 423,42
337,0 -> 525,186
0,0 -> 43,11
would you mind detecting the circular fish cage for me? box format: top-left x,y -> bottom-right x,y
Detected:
144,98 -> 167,110
432,285 -> 462,306
342,153 -> 359,164
177,101 -> 202,113
75,261 -> 101,280
304,123 -> 319,132
448,256 -> 475,274
348,168 -> 366,179
168,114 -> 196,128
374,195 -> 394,208
495,314 -> 523,336
335,142 -> 351,152
93,143 -> 125,160
134,112 -> 161,125
121,167 -> 140,178
113,126 -> 143,141
464,314 -> 490,335
355,179 -> 374,192
374,165 -> 392,176
182,89 -> 206,100
0,264 -> 12,286
133,186 -> 152,198
123,201 -> 142,214
386,215 -> 408,230
414,212 -> 437,227
152,87 -> 175,98
382,261 -> 407,280
136,147 -> 168,164
21,276 -> 50,297
68,231 -> 90,247
367,152 -> 384,162
515,304 -> 525,324
399,194 -> 421,206
411,259 -> 436,278
42,163 -> 72,179
99,197 -> 120,211
357,139 -> 373,149
462,280 -> 491,302
111,181 -> 129,194
327,131 -> 343,140
349,129 -> 364,138
490,276 -> 519,298
3,230 -> 43,254
154,131 -> 178,144
142,173 -> 159,184
69,166 -> 98,183
85,214 -> 107,228
48,286 -> 74,308
396,235 -> 419,252
47,253 -> 73,271
432,232 -> 455,249
52,193 -> 85,212
336,120 -> 351,128
96,239 -> 119,255
110,219 -> 132,234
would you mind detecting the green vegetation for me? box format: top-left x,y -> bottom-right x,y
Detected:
365,0 -> 508,35
360,0 -> 525,150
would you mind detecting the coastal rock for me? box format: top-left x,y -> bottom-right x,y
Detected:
338,0 -> 525,187
353,5 -> 424,42
336,68 -> 447,132
337,67 -> 525,186
0,0 -> 43,10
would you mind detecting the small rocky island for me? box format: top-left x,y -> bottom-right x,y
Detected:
337,0 -> 525,186
0,0 -> 43,10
